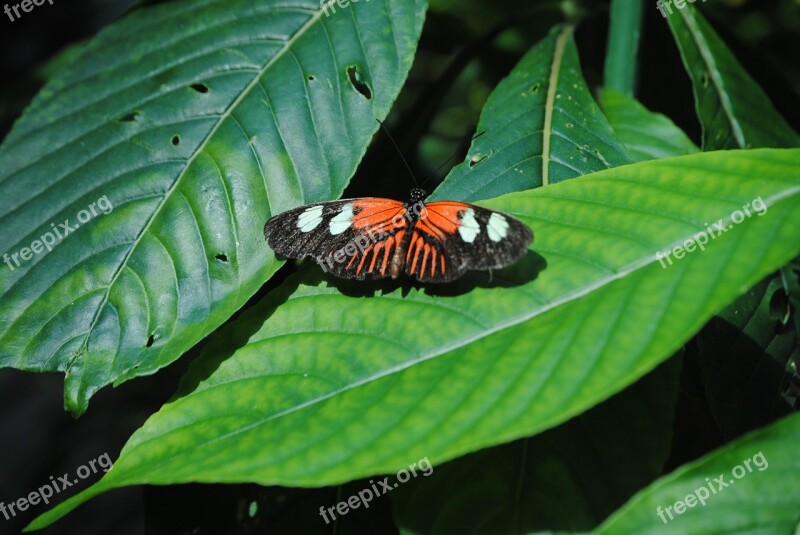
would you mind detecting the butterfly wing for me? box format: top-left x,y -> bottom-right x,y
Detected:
404,201 -> 533,283
264,198 -> 409,280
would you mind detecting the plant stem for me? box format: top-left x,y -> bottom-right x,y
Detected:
604,0 -> 644,96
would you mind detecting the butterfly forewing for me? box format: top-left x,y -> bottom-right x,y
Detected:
264,198 -> 409,280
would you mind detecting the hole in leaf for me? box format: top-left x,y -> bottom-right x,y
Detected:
146,334 -> 155,347
700,72 -> 709,88
215,253 -> 228,262
307,75 -> 315,81
190,83 -> 209,93
119,112 -> 139,122
346,65 -> 372,100
469,153 -> 487,167
171,135 -> 180,146
530,83 -> 541,93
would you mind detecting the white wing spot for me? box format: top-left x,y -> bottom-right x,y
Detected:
458,208 -> 480,243
487,212 -> 509,242
329,204 -> 354,235
297,205 -> 323,233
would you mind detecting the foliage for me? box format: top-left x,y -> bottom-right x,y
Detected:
0,0 -> 797,532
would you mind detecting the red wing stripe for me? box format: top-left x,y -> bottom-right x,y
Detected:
346,251 -> 358,270
368,240 -> 384,273
414,219 -> 446,241
421,203 -> 465,231
406,232 -> 420,264
380,235 -> 395,276
410,237 -> 423,274
369,215 -> 407,235
352,201 -> 407,231
356,243 -> 374,275
420,243 -> 430,277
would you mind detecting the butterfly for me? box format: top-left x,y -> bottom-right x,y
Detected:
263,188 -> 533,283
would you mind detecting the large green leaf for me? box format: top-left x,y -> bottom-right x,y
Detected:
666,5 -> 800,150
0,0 -> 426,415
430,25 -> 631,202
594,412 -> 800,534
28,148 -> 800,530
601,88 -> 698,162
392,359 -> 681,534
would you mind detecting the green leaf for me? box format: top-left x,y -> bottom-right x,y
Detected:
0,0 -> 427,415
666,5 -> 800,150
430,25 -> 632,202
601,88 -> 698,162
594,412 -> 800,534
28,148 -> 800,531
392,359 -> 681,534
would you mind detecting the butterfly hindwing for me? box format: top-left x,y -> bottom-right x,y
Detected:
405,201 -> 533,282
264,198 -> 409,280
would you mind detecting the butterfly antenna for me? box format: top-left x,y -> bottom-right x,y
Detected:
376,119 -> 419,187
419,130 -> 486,189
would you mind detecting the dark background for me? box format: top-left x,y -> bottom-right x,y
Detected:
1,0 -> 798,534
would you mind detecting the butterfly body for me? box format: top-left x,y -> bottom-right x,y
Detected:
264,189 -> 533,283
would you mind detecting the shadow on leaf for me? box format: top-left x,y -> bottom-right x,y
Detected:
325,250 -> 546,298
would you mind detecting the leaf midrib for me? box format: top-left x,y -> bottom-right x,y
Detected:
541,25 -> 573,186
